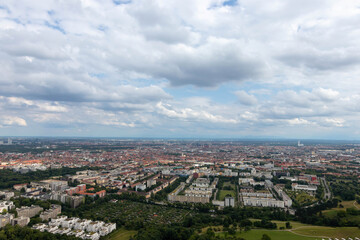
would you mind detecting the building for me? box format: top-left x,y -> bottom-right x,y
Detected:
0,201 -> 14,213
239,178 -> 254,185
16,205 -> 43,218
224,197 -> 235,207
11,216 -> 30,227
0,214 -> 14,228
48,180 -> 69,191
273,185 -> 292,208
168,178 -> 217,204
40,204 -> 61,221
41,216 -> 116,239
0,191 -> 15,200
291,183 -> 317,195
70,196 -> 85,208
51,193 -> 85,208
146,179 -> 156,188
13,183 -> 27,191
223,169 -> 238,177
265,180 -> 273,188
135,184 -> 146,191
192,178 -> 210,188
241,192 -> 273,198
242,197 -> 285,208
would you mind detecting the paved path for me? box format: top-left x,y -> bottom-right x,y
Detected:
289,226 -> 330,239
354,201 -> 360,209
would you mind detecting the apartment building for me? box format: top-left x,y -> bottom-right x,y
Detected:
16,205 -> 43,218
40,204 -> 61,221
242,197 -> 285,208
11,216 -> 30,227
0,214 -> 14,228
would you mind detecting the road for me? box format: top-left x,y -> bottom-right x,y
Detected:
320,177 -> 331,200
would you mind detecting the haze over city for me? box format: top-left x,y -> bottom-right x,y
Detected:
0,0 -> 360,139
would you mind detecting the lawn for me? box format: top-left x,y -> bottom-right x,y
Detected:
218,190 -> 236,201
249,219 -> 311,229
332,200 -> 360,210
215,226 -> 360,239
322,200 -> 360,213
293,226 -> 360,239
216,229 -> 319,240
207,219 -> 360,239
104,228 -> 137,240
223,182 -> 235,190
322,200 -> 360,225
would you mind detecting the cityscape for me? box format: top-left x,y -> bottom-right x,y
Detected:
0,138 -> 359,239
1,0 -> 360,239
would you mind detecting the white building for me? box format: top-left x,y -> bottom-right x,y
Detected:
0,191 -> 15,200
86,221 -> 104,232
0,201 -> 14,213
243,197 -> 285,208
224,197 -> 235,207
42,216 -> 115,239
292,184 -> 317,195
81,232 -> 100,240
135,184 -> 146,191
241,192 -> 273,198
239,178 -> 254,185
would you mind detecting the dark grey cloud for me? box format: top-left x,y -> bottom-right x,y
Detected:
150,40 -> 264,87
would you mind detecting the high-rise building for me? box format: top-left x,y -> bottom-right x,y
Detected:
224,197 -> 235,207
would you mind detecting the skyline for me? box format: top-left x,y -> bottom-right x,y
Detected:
1,0 -> 360,139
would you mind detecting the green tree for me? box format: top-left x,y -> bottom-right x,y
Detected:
285,221 -> 292,229
261,234 -> 271,240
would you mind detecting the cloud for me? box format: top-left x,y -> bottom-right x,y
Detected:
287,118 -> 312,125
322,118 -> 345,127
235,90 -> 258,105
0,0 -> 359,138
156,102 -> 238,124
0,116 -> 27,127
275,88 -> 340,109
277,48 -> 360,71
313,88 -> 339,101
154,38 -> 264,87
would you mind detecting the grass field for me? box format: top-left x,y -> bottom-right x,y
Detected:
293,226 -> 360,239
330,200 -> 360,210
213,226 -> 360,240
103,228 -> 137,240
218,190 -> 236,200
216,229 -> 319,240
223,182 -> 235,189
261,220 -> 310,229
322,200 -> 360,225
242,219 -> 360,239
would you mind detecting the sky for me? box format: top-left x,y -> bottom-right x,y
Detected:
0,0 -> 360,139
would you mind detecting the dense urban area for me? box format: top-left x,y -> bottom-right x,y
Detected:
0,137 -> 359,240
